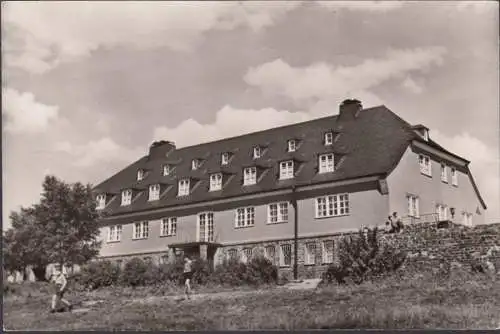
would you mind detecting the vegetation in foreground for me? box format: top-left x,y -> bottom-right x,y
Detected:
4,269 -> 499,330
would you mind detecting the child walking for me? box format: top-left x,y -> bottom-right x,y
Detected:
50,264 -> 73,313
183,256 -> 193,300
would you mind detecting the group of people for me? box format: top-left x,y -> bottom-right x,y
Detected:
49,255 -> 194,313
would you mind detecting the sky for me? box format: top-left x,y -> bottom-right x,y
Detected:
2,1 -> 499,228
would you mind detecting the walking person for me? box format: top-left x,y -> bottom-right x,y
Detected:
50,264 -> 73,313
183,256 -> 193,300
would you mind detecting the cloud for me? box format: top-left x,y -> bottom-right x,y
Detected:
2,1 -> 300,74
316,1 -> 404,12
153,105 -> 311,147
402,76 -> 424,94
244,47 -> 446,102
53,137 -> 143,167
2,87 -> 59,134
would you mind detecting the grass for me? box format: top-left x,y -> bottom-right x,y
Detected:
3,272 -> 500,330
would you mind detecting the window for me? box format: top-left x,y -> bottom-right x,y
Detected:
462,212 -> 473,226
243,167 -> 257,185
319,153 -> 335,173
241,248 -> 252,264
149,184 -> 161,201
198,212 -> 214,242
324,132 -> 334,145
107,225 -> 122,242
451,168 -> 458,186
436,204 -> 448,221
279,160 -> 294,180
268,202 -> 288,224
227,249 -> 238,261
121,189 -> 132,206
315,194 -> 350,218
287,140 -> 296,152
418,154 -> 432,176
133,221 -> 149,239
163,164 -> 171,176
253,146 -> 262,159
408,195 -> 419,218
210,173 -> 223,191
305,243 -> 316,265
178,179 -> 190,196
192,159 -> 200,170
159,255 -> 169,265
96,194 -> 106,210
137,169 -> 145,181
280,244 -> 292,267
264,245 -> 276,263
322,240 -> 334,264
161,217 -> 177,237
441,164 -> 448,183
221,152 -> 229,165
236,207 -> 255,227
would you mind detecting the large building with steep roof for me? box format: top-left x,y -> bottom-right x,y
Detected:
93,99 -> 487,278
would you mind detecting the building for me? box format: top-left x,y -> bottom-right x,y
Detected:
93,99 -> 487,279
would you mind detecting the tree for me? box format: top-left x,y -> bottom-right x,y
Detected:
3,175 -> 102,280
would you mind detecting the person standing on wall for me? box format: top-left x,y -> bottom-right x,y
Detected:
183,256 -> 193,300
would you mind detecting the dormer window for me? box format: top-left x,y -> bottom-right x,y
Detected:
221,152 -> 230,165
137,169 -> 145,181
287,140 -> 296,152
324,132 -> 334,145
243,167 -> 257,185
253,146 -> 261,159
192,159 -> 200,170
279,160 -> 294,180
96,194 -> 106,210
163,164 -> 171,176
121,189 -> 132,206
319,153 -> 335,173
149,184 -> 160,201
210,173 -> 223,191
178,178 -> 190,196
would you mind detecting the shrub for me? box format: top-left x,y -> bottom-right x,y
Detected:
77,260 -> 121,290
245,256 -> 278,285
211,259 -> 248,286
120,258 -> 150,287
323,227 -> 406,285
210,256 -> 278,286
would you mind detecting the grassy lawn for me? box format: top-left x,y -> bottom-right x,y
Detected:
4,273 -> 500,330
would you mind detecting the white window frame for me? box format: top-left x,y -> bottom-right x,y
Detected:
287,140 -> 296,152
241,248 -> 253,264
161,217 -> 177,237
192,159 -> 200,170
462,212 -> 473,226
268,202 -> 289,224
133,221 -> 149,240
149,184 -> 161,201
198,212 -> 214,242
221,152 -> 229,165
451,168 -> 458,186
319,153 -> 335,173
436,204 -> 448,221
210,173 -> 223,191
243,167 -> 257,186
441,164 -> 448,183
163,164 -> 171,176
315,194 -> 350,218
324,132 -> 334,145
304,242 -> 316,265
235,207 -> 255,228
137,169 -> 145,181
121,189 -> 132,206
107,225 -> 122,242
178,178 -> 190,197
264,245 -> 276,263
418,154 -> 432,176
322,240 -> 334,264
96,194 -> 106,210
279,160 -> 294,180
280,244 -> 292,267
253,146 -> 262,159
408,195 -> 420,218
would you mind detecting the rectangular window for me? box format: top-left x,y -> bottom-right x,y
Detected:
243,167 -> 257,185
264,245 -> 276,263
241,248 -> 253,264
268,202 -> 288,224
319,153 -> 335,173
322,240 -> 334,264
149,184 -> 161,201
235,207 -> 255,228
451,168 -> 458,186
121,189 -> 132,206
133,221 -> 149,239
192,159 -> 200,170
418,154 -> 432,176
253,146 -> 261,159
227,249 -> 238,261
279,160 -> 294,179
210,173 -> 223,191
441,164 -> 448,183
163,164 -> 171,176
436,204 -> 448,221
107,225 -> 122,242
161,217 -> 177,237
198,212 -> 214,242
408,195 -> 420,218
178,179 -> 190,196
221,152 -> 229,165
305,242 -> 316,265
324,132 -> 334,145
137,169 -> 144,181
288,140 -> 296,152
280,244 -> 292,267
462,212 -> 473,226
315,194 -> 350,218
96,194 -> 106,210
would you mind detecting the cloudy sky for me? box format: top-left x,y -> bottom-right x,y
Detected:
2,1 -> 499,227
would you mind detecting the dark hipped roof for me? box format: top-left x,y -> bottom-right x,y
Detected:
93,105 -> 481,216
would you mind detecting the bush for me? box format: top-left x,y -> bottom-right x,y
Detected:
120,258 -> 151,287
210,256 -> 278,286
77,260 -> 121,290
246,256 -> 278,285
323,227 -> 406,285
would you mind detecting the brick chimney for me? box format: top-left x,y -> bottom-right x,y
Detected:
338,99 -> 362,121
148,140 -> 176,160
